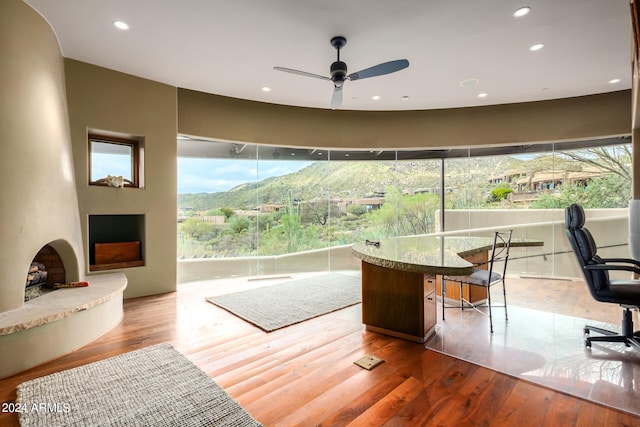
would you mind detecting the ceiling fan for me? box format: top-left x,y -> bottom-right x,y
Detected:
274,36 -> 409,110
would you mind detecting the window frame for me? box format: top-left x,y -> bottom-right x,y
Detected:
88,134 -> 140,188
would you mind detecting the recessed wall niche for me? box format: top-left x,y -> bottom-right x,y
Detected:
89,214 -> 145,271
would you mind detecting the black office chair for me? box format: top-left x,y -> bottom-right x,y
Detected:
565,203 -> 640,350
442,230 -> 513,333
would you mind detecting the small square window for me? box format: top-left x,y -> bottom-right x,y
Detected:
89,135 -> 140,188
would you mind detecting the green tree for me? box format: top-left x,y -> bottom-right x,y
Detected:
581,174 -> 630,208
179,218 -> 215,240
530,173 -> 630,209
561,146 -> 632,181
400,192 -> 440,235
369,188 -> 440,238
346,204 -> 367,216
228,215 -> 250,234
277,190 -> 305,252
490,184 -> 513,202
203,209 -> 225,219
529,188 -> 584,209
220,207 -> 235,219
281,212 -> 303,252
301,199 -> 343,226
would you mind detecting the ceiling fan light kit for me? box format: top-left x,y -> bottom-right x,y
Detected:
274,36 -> 409,110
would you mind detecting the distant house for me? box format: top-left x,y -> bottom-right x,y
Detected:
235,209 -> 261,217
487,170 -> 528,186
257,204 -> 285,213
498,167 -> 605,203
413,187 -> 455,196
202,215 -> 225,224
337,196 -> 385,213
514,168 -> 603,193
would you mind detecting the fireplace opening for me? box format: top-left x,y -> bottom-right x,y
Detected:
25,245 -> 66,301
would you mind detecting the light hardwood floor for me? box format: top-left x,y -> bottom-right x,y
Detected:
1,275 -> 639,426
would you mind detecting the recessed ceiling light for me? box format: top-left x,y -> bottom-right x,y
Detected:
477,93 -> 488,98
608,78 -> 621,84
513,7 -> 531,18
371,95 -> 381,101
261,86 -> 272,92
460,78 -> 479,88
529,43 -> 545,51
401,96 -> 409,101
113,20 -> 129,30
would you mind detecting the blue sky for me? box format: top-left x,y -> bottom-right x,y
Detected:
177,158 -> 313,194
91,153 -> 132,181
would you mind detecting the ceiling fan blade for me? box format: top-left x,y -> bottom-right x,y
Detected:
348,59 -> 409,81
274,67 -> 330,81
331,86 -> 343,110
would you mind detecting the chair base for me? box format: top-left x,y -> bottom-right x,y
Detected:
441,295 -> 507,334
461,298 -> 507,328
584,308 -> 640,351
441,297 -> 486,310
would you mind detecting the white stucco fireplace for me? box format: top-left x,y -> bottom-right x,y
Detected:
0,236 -> 127,379
0,0 -> 126,379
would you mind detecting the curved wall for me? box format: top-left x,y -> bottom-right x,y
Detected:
178,88 -> 631,150
0,0 -> 84,312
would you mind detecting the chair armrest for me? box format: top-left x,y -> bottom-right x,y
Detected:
601,257 -> 640,268
585,263 -> 640,276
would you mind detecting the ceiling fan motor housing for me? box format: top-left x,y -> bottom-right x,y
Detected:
330,61 -> 347,86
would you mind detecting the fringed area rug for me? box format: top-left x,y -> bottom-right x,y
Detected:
206,273 -> 361,332
16,343 -> 262,427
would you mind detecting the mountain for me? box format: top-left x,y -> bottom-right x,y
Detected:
178,156 -> 527,211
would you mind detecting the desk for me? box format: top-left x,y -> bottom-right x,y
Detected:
351,235 -> 543,342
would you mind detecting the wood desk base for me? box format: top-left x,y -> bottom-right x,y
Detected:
361,261 -> 437,343
365,324 -> 435,344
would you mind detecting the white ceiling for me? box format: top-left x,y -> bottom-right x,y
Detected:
25,0 -> 632,111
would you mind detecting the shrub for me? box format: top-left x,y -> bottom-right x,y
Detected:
490,187 -> 513,201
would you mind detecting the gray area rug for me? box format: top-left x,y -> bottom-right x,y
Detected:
206,273 -> 362,332
16,343 -> 262,427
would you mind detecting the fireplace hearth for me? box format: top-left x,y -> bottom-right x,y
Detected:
1,272 -> 127,379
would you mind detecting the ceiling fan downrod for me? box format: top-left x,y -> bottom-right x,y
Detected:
330,36 -> 348,87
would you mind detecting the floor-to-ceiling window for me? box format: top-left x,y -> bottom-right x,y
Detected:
177,135 -> 631,281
